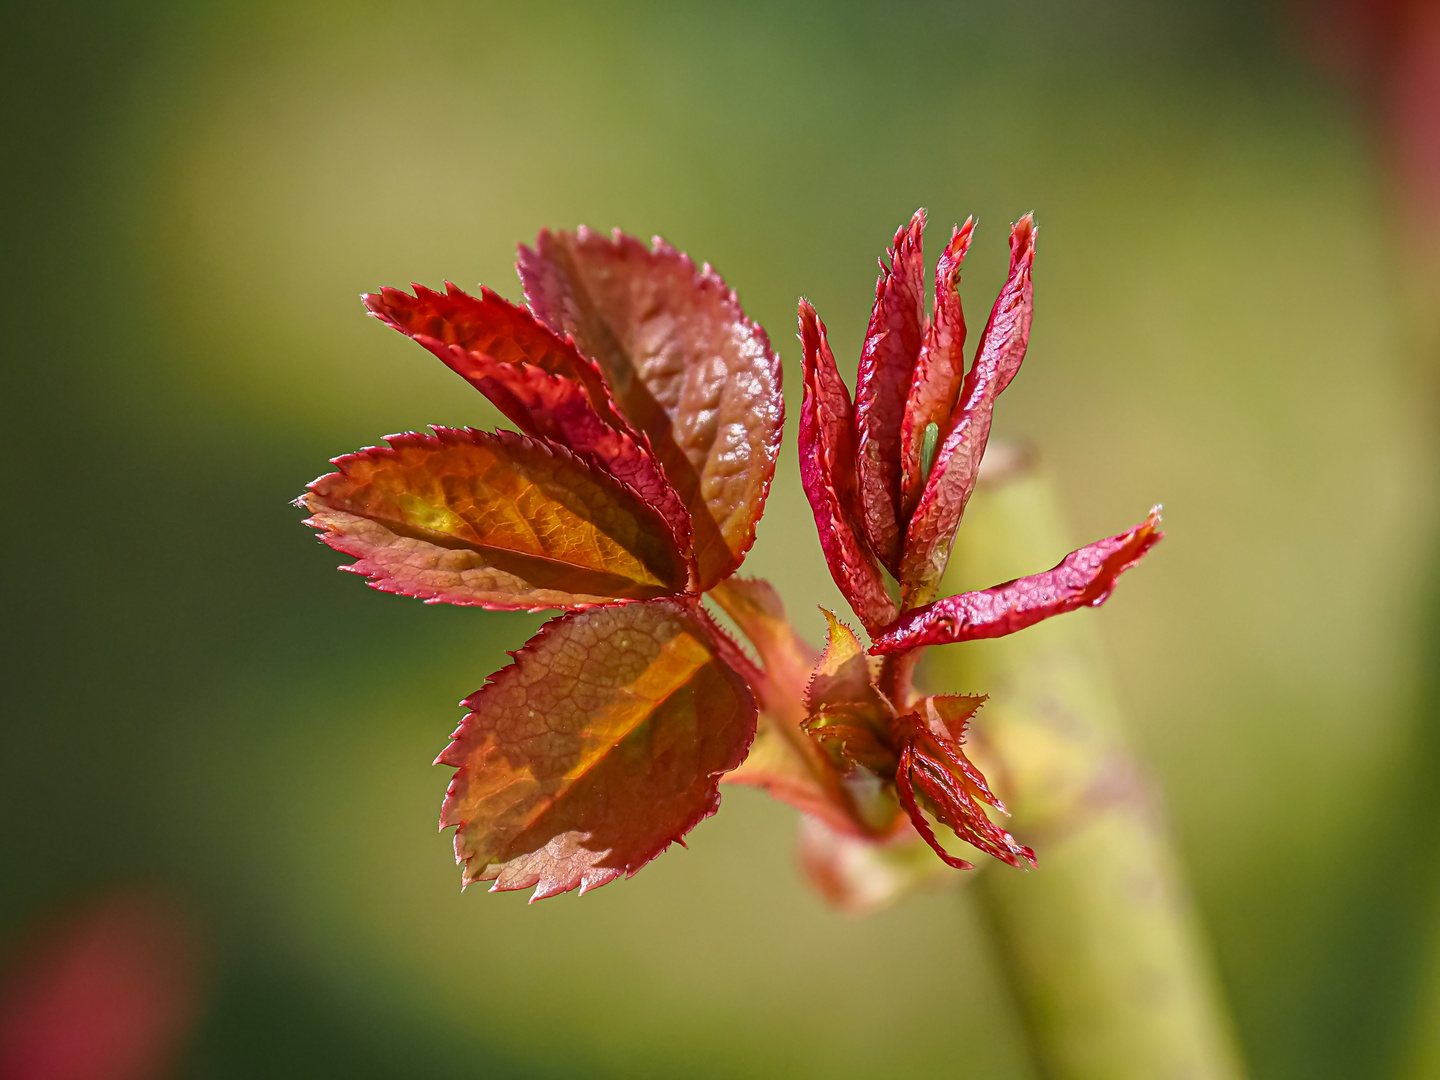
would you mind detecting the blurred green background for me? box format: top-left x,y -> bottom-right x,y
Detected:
5,1 -> 1437,1076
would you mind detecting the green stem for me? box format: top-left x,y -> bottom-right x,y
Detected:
929,466 -> 1247,1080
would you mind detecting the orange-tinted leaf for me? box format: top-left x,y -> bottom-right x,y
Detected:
300,427 -> 689,610
854,210 -> 927,572
436,599 -> 757,899
900,216 -> 1036,606
917,693 -> 986,744
899,219 -> 974,520
365,285 -> 696,568
519,227 -> 783,588
797,302 -> 898,633
806,609 -> 893,717
873,507 -> 1162,653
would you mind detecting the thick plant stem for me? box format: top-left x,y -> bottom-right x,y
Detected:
929,467 -> 1247,1080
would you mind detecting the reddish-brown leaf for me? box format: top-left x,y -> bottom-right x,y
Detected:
797,302 -> 898,633
854,210 -> 927,572
436,599 -> 757,899
873,507 -> 1163,654
366,285 -> 695,568
899,219 -> 974,520
900,216 -> 1036,607
519,228 -> 783,588
300,427 -> 689,610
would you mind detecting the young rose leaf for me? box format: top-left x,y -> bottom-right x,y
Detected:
797,302 -> 898,633
917,693 -> 987,745
854,209 -> 927,573
300,427 -> 689,610
873,507 -> 1163,654
806,609 -> 893,717
899,219 -> 974,520
900,216 -> 1036,608
365,283 -> 624,430
900,725 -> 1036,869
436,599 -> 757,899
519,228 -> 783,589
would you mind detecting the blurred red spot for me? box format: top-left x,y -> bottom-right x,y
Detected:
0,891 -> 202,1080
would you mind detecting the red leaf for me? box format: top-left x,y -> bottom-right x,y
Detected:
365,283 -> 624,431
899,218 -> 974,521
519,228 -> 784,589
895,744 -> 974,871
300,427 -> 690,610
366,286 -> 696,578
872,507 -> 1163,654
436,599 -> 757,899
917,692 -> 986,745
797,301 -> 898,633
900,216 -> 1036,607
854,209 -> 927,573
907,742 -> 1036,868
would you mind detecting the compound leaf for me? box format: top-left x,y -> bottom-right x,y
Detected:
436,599 -> 757,899
301,427 -> 689,610
519,227 -> 783,588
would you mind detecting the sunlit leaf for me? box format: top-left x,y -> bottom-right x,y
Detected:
806,609 -> 892,716
300,427 -> 689,610
854,209 -> 927,573
519,227 -> 783,588
899,218 -> 974,520
368,285 -> 696,575
873,507 -> 1162,654
436,599 -> 757,899
797,302 -> 897,633
900,216 -> 1036,607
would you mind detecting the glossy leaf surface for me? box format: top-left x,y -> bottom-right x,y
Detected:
899,219 -> 974,519
437,600 -> 757,899
873,507 -> 1163,653
365,283 -> 622,427
900,216 -> 1036,606
797,302 -> 897,632
301,427 -> 689,610
854,210 -> 927,572
519,227 -> 783,588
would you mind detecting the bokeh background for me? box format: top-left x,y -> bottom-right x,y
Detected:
6,1 -> 1440,1077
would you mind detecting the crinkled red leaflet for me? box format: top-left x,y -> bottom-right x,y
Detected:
518,227 -> 783,589
908,744 -> 1036,867
872,507 -> 1163,654
854,210 -> 927,574
899,218 -> 974,521
797,302 -> 897,633
365,283 -> 626,433
899,216 -> 1036,607
301,427 -> 690,610
437,599 -> 756,900
895,745 -> 974,871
